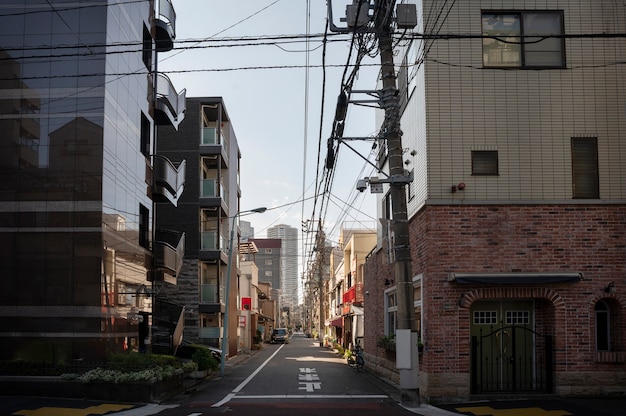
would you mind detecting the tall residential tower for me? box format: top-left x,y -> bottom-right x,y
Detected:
267,224 -> 299,307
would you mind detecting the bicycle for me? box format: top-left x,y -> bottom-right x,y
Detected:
347,344 -> 364,371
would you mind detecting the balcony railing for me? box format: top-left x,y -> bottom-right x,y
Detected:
199,327 -> 222,339
153,230 -> 185,281
201,127 -> 229,156
202,127 -> 216,145
200,283 -> 224,304
155,73 -> 186,130
154,155 -> 186,206
200,231 -> 226,251
342,282 -> 364,304
201,179 -> 227,200
155,0 -> 176,51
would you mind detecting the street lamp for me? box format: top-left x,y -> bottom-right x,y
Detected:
220,206 -> 267,376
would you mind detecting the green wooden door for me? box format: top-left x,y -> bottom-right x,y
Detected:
470,300 -> 535,392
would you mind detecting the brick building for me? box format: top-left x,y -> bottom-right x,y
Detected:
363,0 -> 626,403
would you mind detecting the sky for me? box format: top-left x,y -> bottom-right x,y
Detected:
159,0 -> 383,289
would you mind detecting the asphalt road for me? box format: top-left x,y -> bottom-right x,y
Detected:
152,332 -> 420,416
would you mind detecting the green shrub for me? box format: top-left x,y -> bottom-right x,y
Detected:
191,349 -> 215,371
106,352 -> 179,371
181,361 -> 198,373
176,344 -> 218,371
74,366 -> 181,383
0,360 -> 71,376
333,342 -> 345,356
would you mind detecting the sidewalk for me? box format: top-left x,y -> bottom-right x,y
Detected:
352,356 -> 626,416
434,397 -> 626,416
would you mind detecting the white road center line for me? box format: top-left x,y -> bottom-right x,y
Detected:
212,344 -> 286,407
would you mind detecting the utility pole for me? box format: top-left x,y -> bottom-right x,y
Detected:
326,0 -> 418,404
374,0 -> 418,406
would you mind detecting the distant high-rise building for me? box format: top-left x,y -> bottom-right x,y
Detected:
267,224 -> 299,306
240,220 -> 254,241
247,238 -> 282,293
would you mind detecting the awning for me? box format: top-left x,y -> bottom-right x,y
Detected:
351,305 -> 364,315
448,272 -> 583,285
330,317 -> 343,327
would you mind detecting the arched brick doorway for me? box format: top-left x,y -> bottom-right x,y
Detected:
460,288 -> 564,395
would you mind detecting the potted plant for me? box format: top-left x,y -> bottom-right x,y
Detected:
378,334 -> 396,351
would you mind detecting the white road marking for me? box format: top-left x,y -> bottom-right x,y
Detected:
233,394 -> 389,399
106,404 -> 179,416
299,373 -> 320,381
298,381 -> 322,392
212,343 -> 286,407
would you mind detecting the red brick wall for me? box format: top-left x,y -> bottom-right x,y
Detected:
364,204 -> 626,397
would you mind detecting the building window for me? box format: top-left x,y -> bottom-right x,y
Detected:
482,11 -> 565,68
265,271 -> 272,277
407,168 -> 415,201
595,301 -> 610,351
383,192 -> 392,220
407,40 -> 419,99
142,25 -> 153,70
506,310 -> 530,325
473,311 -> 497,325
265,259 -> 272,265
139,204 -> 149,249
571,137 -> 599,199
472,151 -> 498,175
265,248 -> 272,254
140,112 -> 150,157
385,289 -> 397,336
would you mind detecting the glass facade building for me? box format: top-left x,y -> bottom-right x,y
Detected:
0,0 -> 185,363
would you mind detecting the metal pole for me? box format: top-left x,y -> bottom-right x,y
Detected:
375,0 -> 418,405
220,207 -> 266,377
220,213 -> 237,377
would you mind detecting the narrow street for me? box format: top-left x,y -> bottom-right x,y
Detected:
152,332 -> 420,416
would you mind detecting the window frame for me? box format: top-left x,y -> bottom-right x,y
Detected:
473,310 -> 498,325
482,10 -> 566,69
471,150 -> 499,176
595,300 -> 610,351
384,287 -> 398,337
571,137 -> 599,199
138,204 -> 149,249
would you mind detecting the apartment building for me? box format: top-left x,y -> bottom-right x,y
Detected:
325,228 -> 376,350
267,224 -> 300,307
156,97 -> 241,358
0,0 -> 186,362
363,0 -> 626,402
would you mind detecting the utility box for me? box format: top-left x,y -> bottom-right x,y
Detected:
396,3 -> 417,29
346,3 -> 370,28
396,329 -> 419,370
